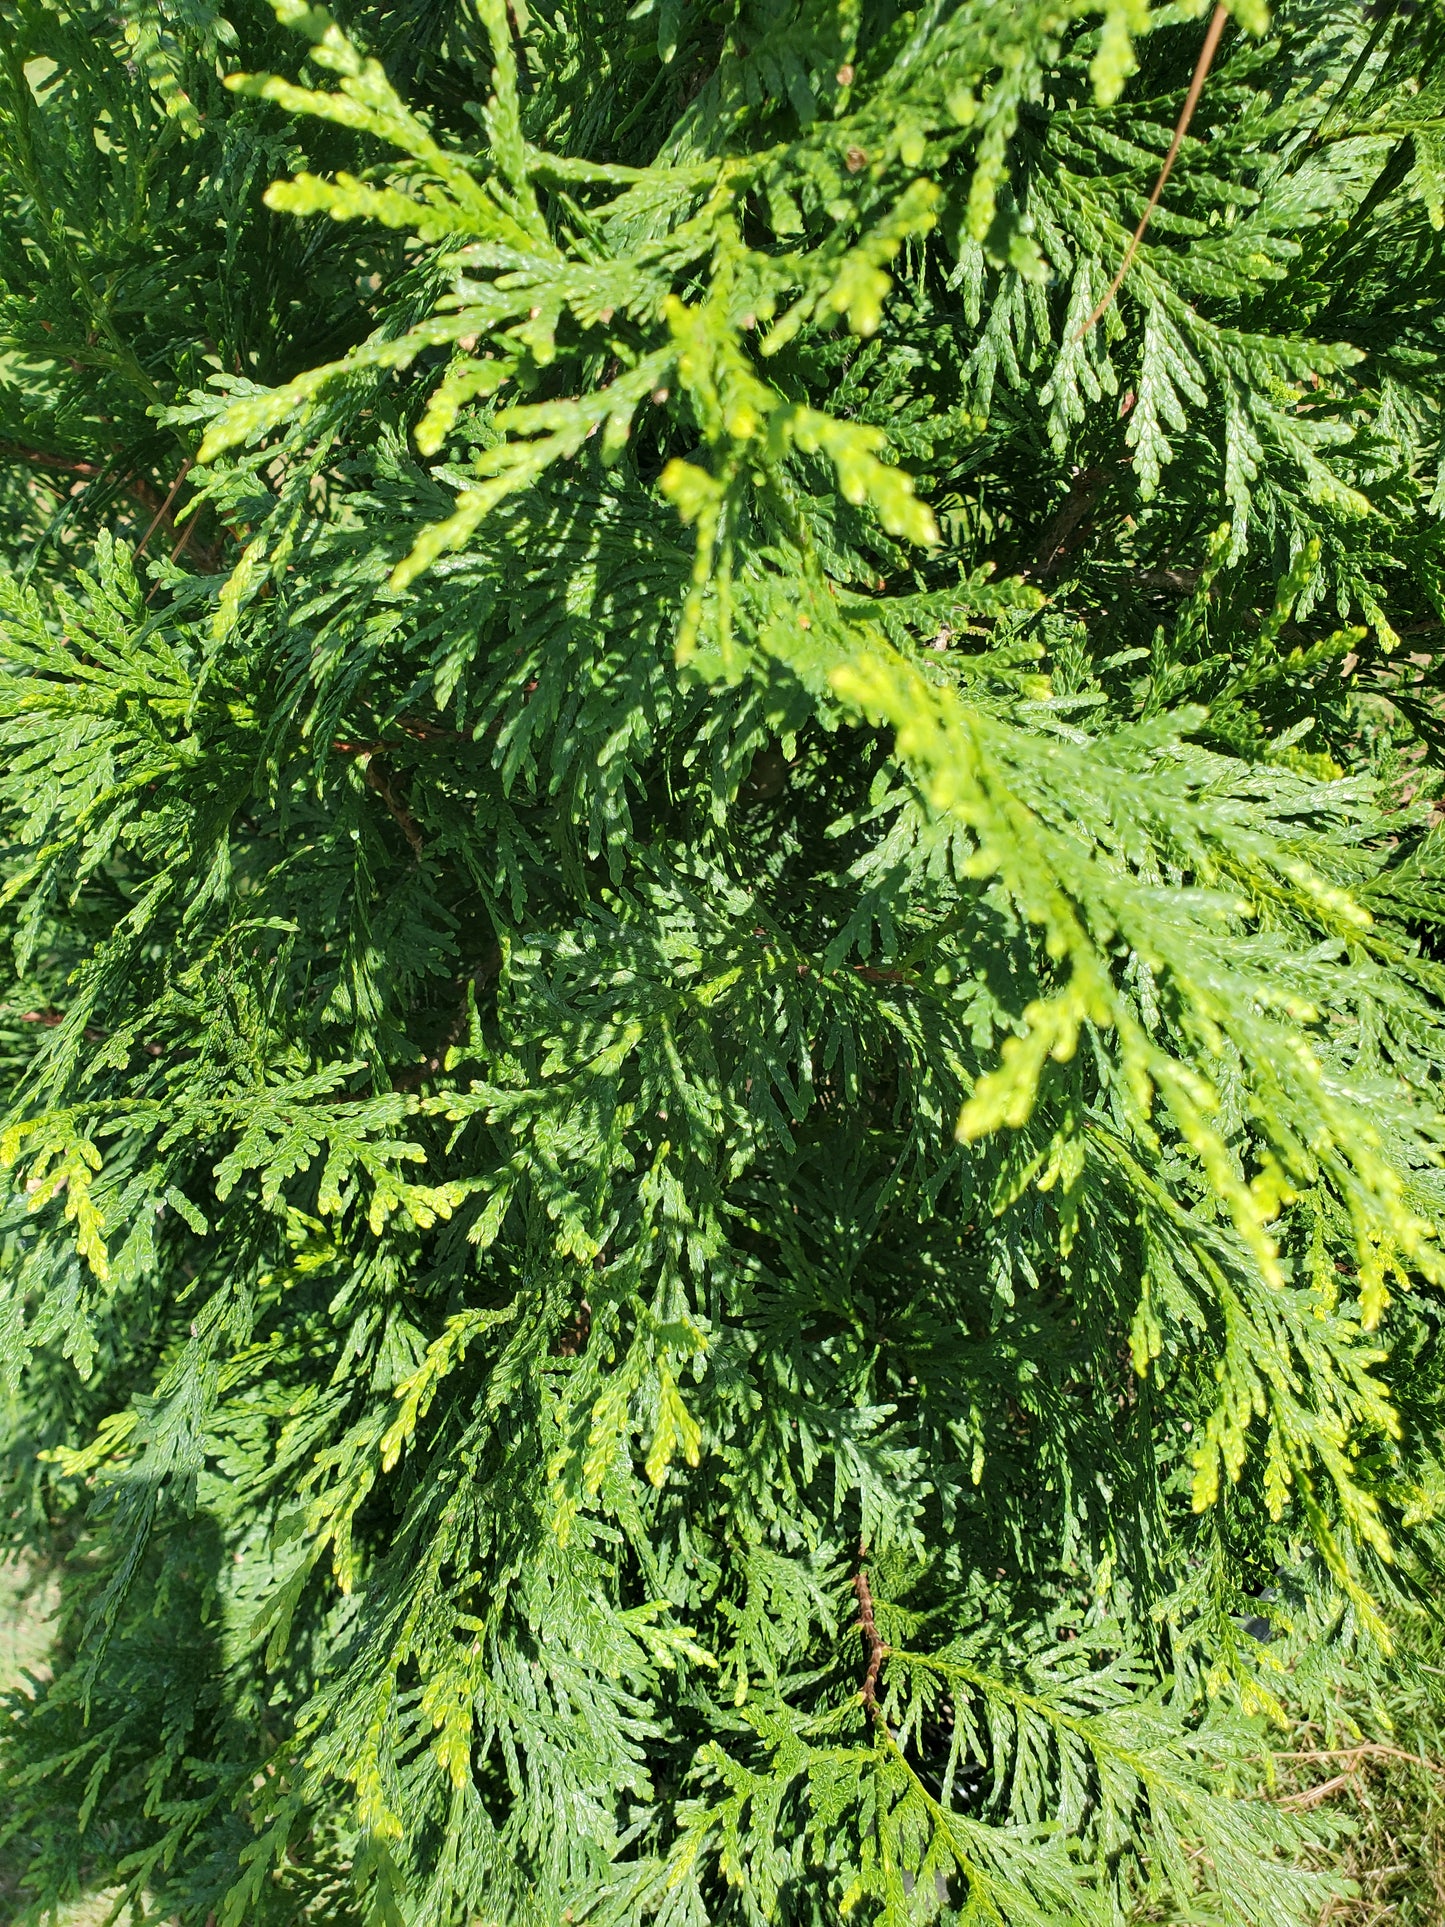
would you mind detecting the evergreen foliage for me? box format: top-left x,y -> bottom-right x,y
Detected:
2,0 -> 1445,1919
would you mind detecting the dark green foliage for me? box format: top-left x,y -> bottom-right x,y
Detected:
2,0 -> 1445,1920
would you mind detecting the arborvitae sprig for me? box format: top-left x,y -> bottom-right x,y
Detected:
2,0 -> 1444,1922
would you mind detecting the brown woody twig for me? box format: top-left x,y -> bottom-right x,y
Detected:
1077,4 -> 1230,336
0,440 -> 102,479
134,456 -> 194,559
853,1561 -> 888,1718
361,753 -> 424,858
144,512 -> 207,604
1032,464 -> 1112,578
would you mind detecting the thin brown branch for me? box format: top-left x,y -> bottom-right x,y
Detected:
389,1054 -> 446,1093
145,511 -> 218,602
396,716 -> 467,744
551,1297 -> 592,1357
168,516 -> 202,568
1077,4 -> 1230,336
134,456 -> 194,559
1031,464 -> 1112,578
362,752 -> 425,858
0,440 -> 102,478
853,1561 -> 887,1718
330,718 -> 468,756
18,1009 -> 108,1044
1,440 -> 220,566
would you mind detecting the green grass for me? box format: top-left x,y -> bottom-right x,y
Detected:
0,1561 -> 54,1701
1276,1618 -> 1445,1927
0,1561 -> 141,1927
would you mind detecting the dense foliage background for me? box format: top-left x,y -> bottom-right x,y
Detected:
2,0 -> 1445,1920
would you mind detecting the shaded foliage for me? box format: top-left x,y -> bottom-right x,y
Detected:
2,0 -> 1445,1922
